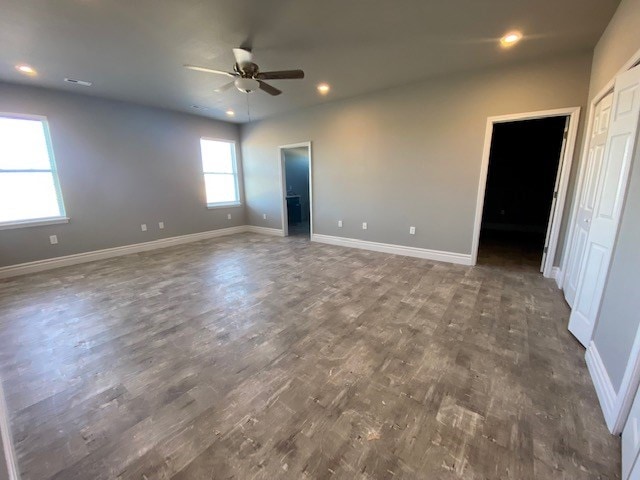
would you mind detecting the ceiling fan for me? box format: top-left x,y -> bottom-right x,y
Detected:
184,48 -> 304,96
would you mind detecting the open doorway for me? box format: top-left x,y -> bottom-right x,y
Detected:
279,142 -> 312,238
472,108 -> 580,274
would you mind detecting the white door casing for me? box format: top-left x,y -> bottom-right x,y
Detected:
278,142 -> 313,237
629,460 -> 640,480
568,65 -> 640,347
471,107 -> 580,278
623,390 -> 640,479
564,93 -> 614,306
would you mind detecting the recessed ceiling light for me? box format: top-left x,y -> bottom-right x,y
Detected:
317,83 -> 330,95
226,110 -> 235,116
500,31 -> 522,48
15,64 -> 37,76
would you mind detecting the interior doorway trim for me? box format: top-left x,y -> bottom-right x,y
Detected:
559,48 -> 640,289
571,49 -> 640,437
278,142 -> 313,237
471,107 -> 581,277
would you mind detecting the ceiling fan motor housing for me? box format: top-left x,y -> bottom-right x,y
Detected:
235,62 -> 259,77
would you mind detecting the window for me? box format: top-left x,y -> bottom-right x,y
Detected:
200,138 -> 240,207
0,115 -> 67,227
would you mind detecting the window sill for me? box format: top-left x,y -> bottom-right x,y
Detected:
0,217 -> 70,231
207,202 -> 243,210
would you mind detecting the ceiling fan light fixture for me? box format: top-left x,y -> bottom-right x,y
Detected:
234,78 -> 259,93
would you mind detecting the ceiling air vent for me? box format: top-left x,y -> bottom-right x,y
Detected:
64,78 -> 92,87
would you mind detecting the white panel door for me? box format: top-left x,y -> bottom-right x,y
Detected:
623,389 -> 640,479
541,117 -> 569,272
568,65 -> 640,346
564,93 -> 613,306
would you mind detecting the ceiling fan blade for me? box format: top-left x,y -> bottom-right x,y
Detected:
258,80 -> 282,96
232,48 -> 253,66
214,81 -> 235,93
256,70 -> 305,80
184,65 -> 236,77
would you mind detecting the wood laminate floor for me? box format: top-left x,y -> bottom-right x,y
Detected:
0,233 -> 619,479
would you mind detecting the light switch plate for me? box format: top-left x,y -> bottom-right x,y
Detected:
227,214 -> 232,220
158,222 -> 164,229
409,226 -> 416,235
362,222 -> 367,230
49,235 -> 58,245
141,224 -> 147,231
338,220 -> 343,228
263,214 -> 267,220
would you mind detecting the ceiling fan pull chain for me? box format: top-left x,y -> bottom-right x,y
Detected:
246,93 -> 251,122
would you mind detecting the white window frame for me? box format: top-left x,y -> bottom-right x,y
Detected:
200,137 -> 241,208
0,113 -> 69,230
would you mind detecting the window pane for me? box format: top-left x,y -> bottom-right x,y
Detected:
0,172 -> 62,222
204,173 -> 238,204
0,117 -> 52,170
200,139 -> 234,173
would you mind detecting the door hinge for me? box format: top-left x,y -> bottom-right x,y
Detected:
553,191 -> 558,199
543,246 -> 548,253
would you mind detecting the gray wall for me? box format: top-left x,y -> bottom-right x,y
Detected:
241,53 -> 592,259
588,0 -> 640,99
0,82 -> 244,267
590,0 -> 640,391
284,147 -> 310,221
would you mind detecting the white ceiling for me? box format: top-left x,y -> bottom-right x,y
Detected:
0,0 -> 620,123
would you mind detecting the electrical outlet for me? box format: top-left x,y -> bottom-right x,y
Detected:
362,222 -> 367,230
263,213 -> 267,220
49,235 -> 58,245
409,226 -> 416,235
227,214 -> 232,220
158,221 -> 164,229
141,224 -> 147,232
338,220 -> 343,228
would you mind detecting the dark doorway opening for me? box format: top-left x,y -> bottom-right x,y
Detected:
478,116 -> 568,269
283,147 -> 310,237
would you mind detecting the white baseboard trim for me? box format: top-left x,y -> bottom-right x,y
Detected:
245,225 -> 285,237
0,225 -> 284,279
1,227 -> 462,278
551,267 -> 563,289
0,380 -> 19,479
311,233 -> 472,265
586,341 -> 617,432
